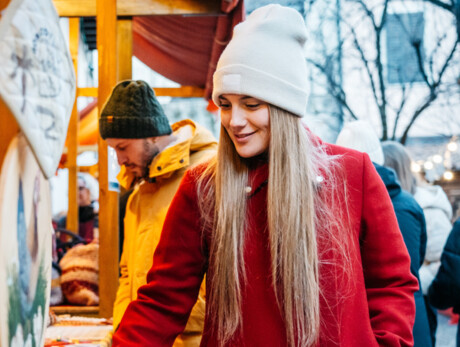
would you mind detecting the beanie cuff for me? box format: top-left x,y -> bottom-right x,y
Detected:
99,116 -> 172,139
212,64 -> 308,118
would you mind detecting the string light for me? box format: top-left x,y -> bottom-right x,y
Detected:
414,135 -> 458,183
411,162 -> 422,173
447,141 -> 458,152
443,171 -> 454,180
432,154 -> 443,164
423,161 -> 434,170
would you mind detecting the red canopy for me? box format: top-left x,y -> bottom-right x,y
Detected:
133,0 -> 244,99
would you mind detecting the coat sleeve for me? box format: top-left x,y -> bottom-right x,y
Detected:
112,170 -> 207,346
423,207 -> 452,263
393,197 -> 427,279
419,206 -> 452,293
359,154 -> 419,347
112,239 -> 132,329
428,220 -> 460,311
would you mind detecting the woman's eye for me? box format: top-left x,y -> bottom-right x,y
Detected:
219,103 -> 230,109
246,104 -> 259,109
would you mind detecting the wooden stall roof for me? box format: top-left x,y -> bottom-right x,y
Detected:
58,0 -> 244,155
53,0 -> 222,17
133,0 -> 244,99
54,0 -> 244,100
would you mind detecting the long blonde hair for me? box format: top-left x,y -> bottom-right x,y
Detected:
197,105 -> 347,346
381,141 -> 417,195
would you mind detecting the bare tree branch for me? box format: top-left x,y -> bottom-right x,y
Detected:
392,83 -> 411,140
308,58 -> 359,120
425,0 -> 454,12
400,38 -> 459,143
307,0 -> 459,142
413,41 -> 431,87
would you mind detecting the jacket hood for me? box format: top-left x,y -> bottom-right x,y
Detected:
414,185 -> 453,219
374,164 -> 401,199
117,119 -> 217,190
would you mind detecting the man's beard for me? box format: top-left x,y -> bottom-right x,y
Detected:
140,139 -> 159,179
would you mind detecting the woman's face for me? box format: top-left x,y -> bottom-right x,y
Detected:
219,94 -> 270,158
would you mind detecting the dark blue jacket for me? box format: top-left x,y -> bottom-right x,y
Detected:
376,164 -> 432,347
429,219 -> 460,346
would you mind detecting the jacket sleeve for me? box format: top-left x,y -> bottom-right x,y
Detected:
419,206 -> 452,293
112,240 -> 131,329
423,207 -> 452,263
359,154 -> 418,347
112,170 -> 207,346
393,199 -> 427,279
428,220 -> 460,311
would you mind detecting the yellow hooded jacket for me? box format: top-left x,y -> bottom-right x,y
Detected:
113,119 -> 217,346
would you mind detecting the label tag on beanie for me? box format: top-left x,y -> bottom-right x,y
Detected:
222,74 -> 242,93
106,115 -> 114,123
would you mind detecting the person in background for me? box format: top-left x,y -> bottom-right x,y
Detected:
57,172 -> 99,243
428,218 -> 460,347
99,79 -> 217,345
337,120 -> 432,347
382,140 -> 453,345
113,5 -> 417,346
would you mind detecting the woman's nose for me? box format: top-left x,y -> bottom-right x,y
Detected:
229,106 -> 246,128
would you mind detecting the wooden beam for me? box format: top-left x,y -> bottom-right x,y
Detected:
76,86 -> 205,98
154,86 -> 205,98
77,87 -> 98,98
117,19 -> 132,81
97,0 -> 119,319
50,305 -> 99,318
53,0 -> 221,17
66,18 -> 80,234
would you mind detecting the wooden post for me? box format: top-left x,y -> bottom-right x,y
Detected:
97,0 -> 119,318
0,98 -> 18,170
117,19 -> 132,81
0,0 -> 9,13
66,18 -> 80,233
0,0 -> 17,170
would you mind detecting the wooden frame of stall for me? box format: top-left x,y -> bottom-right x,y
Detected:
0,0 -> 221,319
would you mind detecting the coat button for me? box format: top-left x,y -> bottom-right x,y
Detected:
157,166 -> 161,171
179,159 -> 184,164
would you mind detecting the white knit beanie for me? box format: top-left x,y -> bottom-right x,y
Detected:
336,120 -> 384,165
212,4 -> 309,118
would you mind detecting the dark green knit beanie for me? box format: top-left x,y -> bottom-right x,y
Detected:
99,80 -> 172,139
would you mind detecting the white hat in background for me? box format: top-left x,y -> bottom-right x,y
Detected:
336,120 -> 384,165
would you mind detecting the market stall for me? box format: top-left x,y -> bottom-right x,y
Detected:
0,0 -> 243,344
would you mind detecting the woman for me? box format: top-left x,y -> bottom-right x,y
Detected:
337,121 -> 432,346
113,5 -> 417,347
382,140 -> 453,345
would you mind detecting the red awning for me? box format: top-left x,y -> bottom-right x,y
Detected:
132,0 -> 244,99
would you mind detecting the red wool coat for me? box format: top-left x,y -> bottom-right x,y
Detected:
113,143 -> 418,347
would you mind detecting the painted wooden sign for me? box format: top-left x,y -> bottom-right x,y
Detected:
0,0 -> 76,178
0,134 -> 52,347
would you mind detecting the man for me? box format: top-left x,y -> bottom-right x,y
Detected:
99,80 -> 217,345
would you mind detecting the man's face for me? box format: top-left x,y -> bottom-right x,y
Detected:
106,138 -> 159,179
